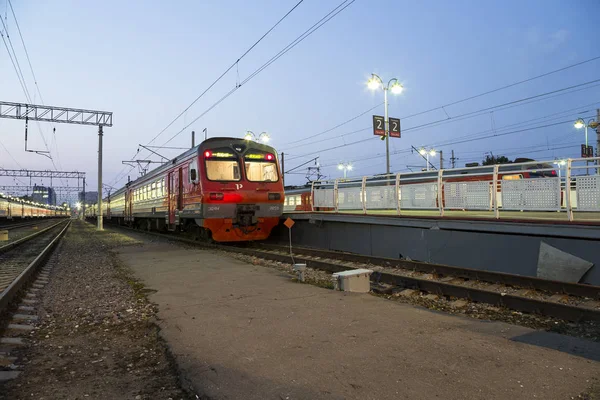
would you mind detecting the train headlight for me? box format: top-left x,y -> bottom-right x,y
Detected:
268,193 -> 281,200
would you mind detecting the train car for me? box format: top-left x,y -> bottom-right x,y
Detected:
286,158 -> 559,212
103,137 -> 284,242
0,192 -> 67,220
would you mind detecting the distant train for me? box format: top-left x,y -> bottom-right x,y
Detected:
0,193 -> 69,219
90,137 -> 284,242
283,158 -> 559,212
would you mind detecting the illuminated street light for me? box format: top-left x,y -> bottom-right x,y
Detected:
367,73 -> 404,176
75,202 -> 81,210
244,130 -> 270,143
338,162 -> 353,179
418,147 -> 437,171
574,117 -> 599,174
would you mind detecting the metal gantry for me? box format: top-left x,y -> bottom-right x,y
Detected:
0,169 -> 85,179
0,101 -> 113,126
0,101 -> 112,230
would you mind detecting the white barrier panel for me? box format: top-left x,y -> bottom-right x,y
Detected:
444,181 -> 492,210
501,177 -> 561,211
576,176 -> 600,211
400,183 -> 438,209
314,188 -> 335,208
338,187 -> 363,210
365,185 -> 396,210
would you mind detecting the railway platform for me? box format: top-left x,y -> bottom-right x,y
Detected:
115,238 -> 600,400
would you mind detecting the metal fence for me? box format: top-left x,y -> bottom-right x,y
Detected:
309,157 -> 600,221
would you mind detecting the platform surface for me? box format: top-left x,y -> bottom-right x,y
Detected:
116,242 -> 600,400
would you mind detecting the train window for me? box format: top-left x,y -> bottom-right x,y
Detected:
151,183 -> 156,198
189,159 -> 199,184
206,160 -> 241,181
244,152 -> 278,182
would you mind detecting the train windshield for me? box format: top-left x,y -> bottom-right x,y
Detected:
204,149 -> 241,181
244,151 -> 278,182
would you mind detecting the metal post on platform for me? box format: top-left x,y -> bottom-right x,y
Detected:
395,173 -> 401,216
97,125 -> 104,231
492,165 -> 499,219
437,169 -> 444,217
566,158 -> 573,221
361,176 -> 367,214
334,179 -> 339,213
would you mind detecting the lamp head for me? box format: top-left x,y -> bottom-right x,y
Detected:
338,164 -> 344,170
244,132 -> 253,141
429,149 -> 437,156
367,75 -> 381,90
347,164 -> 353,171
419,148 -> 427,156
260,133 -> 270,143
574,118 -> 585,129
390,82 -> 404,95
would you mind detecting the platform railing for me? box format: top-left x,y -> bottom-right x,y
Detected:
310,157 -> 600,221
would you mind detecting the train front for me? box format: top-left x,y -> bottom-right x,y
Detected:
196,138 -> 284,242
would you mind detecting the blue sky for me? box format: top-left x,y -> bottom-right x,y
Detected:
1,0 -> 599,196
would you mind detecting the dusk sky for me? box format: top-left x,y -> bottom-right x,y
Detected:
1,0 -> 599,198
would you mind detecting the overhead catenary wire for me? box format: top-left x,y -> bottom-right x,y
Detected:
159,0 -> 357,147
280,55 -> 600,148
108,0 -> 308,187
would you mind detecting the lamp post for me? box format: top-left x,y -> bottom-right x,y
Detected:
244,130 -> 270,143
574,118 -> 599,175
338,162 -> 353,179
367,74 -> 403,176
418,148 -> 437,171
553,159 -> 566,179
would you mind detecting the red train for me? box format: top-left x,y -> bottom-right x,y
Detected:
97,137 -> 284,242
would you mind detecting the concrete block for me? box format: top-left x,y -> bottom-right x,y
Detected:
580,300 -> 600,310
0,371 -> 21,381
451,299 -> 469,308
398,289 -> 419,298
12,314 -> 38,321
332,269 -> 372,293
0,337 -> 25,346
549,294 -> 570,303
7,324 -> 34,331
423,294 -> 439,301
514,289 -> 534,297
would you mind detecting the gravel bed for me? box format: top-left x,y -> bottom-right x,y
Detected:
0,219 -> 62,246
0,220 -> 190,400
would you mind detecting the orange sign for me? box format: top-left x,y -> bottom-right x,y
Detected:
284,218 -> 295,229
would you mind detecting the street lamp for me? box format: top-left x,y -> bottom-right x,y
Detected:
574,117 -> 599,174
418,148 -> 437,171
553,159 -> 566,179
367,73 -> 404,176
338,162 -> 353,179
244,130 -> 270,143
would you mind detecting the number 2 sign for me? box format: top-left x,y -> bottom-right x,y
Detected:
373,115 -> 385,136
389,117 -> 401,138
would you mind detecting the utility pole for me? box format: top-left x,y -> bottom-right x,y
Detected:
450,150 -> 458,169
98,125 -> 103,230
281,152 -> 285,187
597,108 -> 600,170
439,150 -> 444,170
192,130 -> 195,148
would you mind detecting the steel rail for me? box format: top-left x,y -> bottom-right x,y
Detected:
0,219 -> 68,255
255,243 -> 600,299
0,221 -> 70,312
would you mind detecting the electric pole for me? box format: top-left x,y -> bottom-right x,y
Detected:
439,150 -> 444,170
450,150 -> 458,169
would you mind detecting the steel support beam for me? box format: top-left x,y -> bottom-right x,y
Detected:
0,101 -> 112,127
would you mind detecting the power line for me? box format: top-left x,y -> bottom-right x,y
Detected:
280,55 -> 600,148
283,80 -> 600,153
145,0 -> 304,148
109,0 -> 306,187
159,0 -> 356,147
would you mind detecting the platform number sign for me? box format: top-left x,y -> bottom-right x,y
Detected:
581,144 -> 594,158
373,115 -> 385,136
389,117 -> 401,138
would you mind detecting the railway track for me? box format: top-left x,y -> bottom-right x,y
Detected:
107,223 -> 600,322
0,220 -> 70,312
